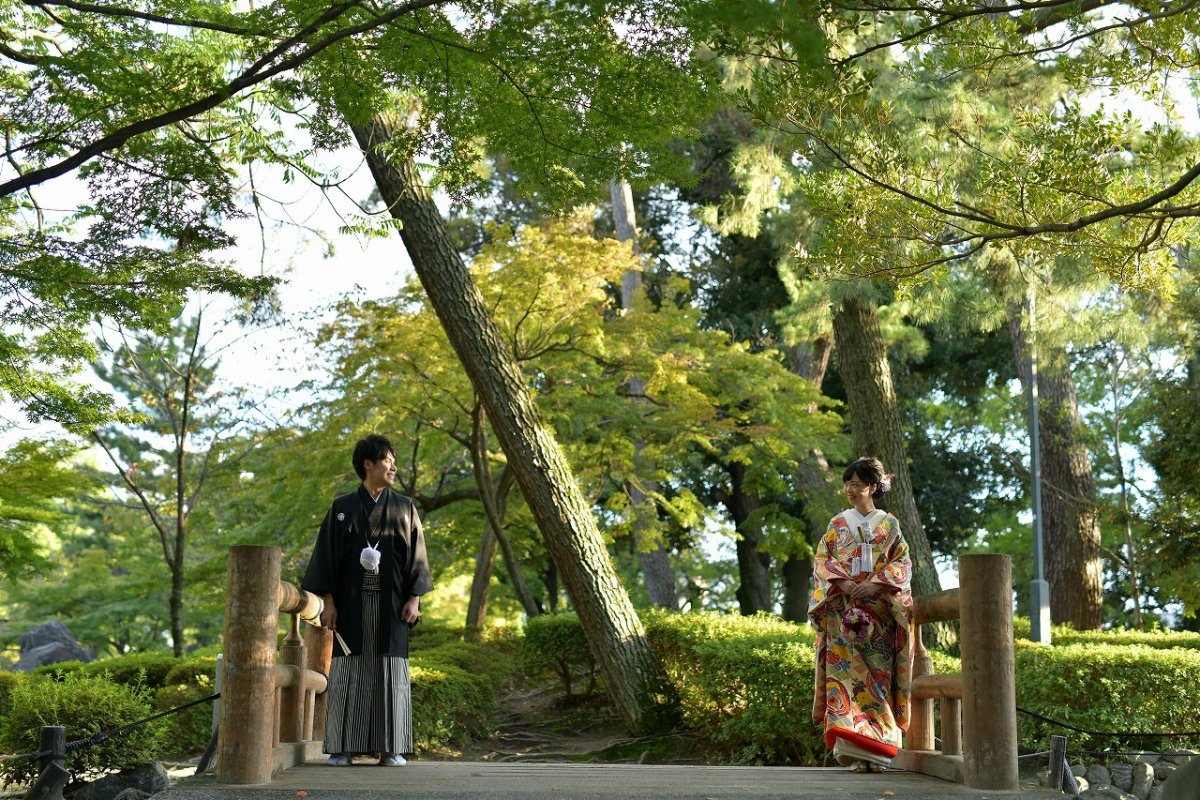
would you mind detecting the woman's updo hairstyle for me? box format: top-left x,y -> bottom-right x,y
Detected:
843,456 -> 893,500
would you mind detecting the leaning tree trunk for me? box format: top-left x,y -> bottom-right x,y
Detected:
612,177 -> 678,610
1007,304 -> 1103,629
832,296 -> 941,600
352,117 -> 672,733
782,335 -> 835,623
721,460 -> 773,615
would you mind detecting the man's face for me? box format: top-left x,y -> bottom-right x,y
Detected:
364,451 -> 397,487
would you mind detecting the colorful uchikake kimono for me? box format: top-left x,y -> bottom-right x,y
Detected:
809,507 -> 914,767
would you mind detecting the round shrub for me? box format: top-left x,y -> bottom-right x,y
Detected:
523,613 -> 595,696
154,683 -> 217,757
0,672 -> 165,788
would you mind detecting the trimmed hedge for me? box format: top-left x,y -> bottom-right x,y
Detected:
1013,617 -> 1200,651
644,611 -> 821,765
524,611 -> 1200,765
1014,643 -> 1200,751
410,625 -> 519,749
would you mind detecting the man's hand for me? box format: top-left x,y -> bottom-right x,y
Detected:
320,594 -> 337,630
401,595 -> 420,624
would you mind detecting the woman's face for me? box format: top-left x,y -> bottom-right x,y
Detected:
844,477 -> 875,507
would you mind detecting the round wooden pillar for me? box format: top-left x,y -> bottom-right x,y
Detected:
959,554 -> 1018,790
305,624 -> 333,741
217,545 -> 281,785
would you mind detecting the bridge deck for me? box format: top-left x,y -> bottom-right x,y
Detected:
156,760 -> 1054,799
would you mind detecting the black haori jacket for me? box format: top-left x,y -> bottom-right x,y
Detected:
302,485 -> 433,658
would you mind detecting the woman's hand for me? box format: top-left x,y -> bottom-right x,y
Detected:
851,581 -> 885,599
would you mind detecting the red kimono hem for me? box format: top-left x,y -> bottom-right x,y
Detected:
824,727 -> 899,758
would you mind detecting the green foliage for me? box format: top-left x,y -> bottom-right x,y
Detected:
523,613 -> 596,697
0,671 -> 23,720
1013,618 -> 1200,651
0,672 -> 165,787
1013,643 -> 1200,752
644,611 -> 820,765
410,631 -> 518,749
0,439 -> 95,580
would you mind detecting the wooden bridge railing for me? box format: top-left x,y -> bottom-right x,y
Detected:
893,553 -> 1018,790
217,545 -> 333,785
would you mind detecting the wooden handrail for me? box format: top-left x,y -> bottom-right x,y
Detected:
217,545 -> 333,785
894,554 -> 1017,791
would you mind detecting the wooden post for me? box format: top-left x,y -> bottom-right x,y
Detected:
37,726 -> 65,776
906,622 -> 935,751
217,545 -> 280,785
304,624 -> 333,741
959,554 -> 1018,790
1048,734 -> 1067,793
278,614 -> 305,744
940,697 -> 961,756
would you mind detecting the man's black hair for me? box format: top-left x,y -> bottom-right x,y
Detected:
352,434 -> 396,480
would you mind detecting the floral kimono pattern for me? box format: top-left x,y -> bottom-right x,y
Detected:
809,509 -> 914,763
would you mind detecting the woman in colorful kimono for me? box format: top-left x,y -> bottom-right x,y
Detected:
809,456 -> 913,772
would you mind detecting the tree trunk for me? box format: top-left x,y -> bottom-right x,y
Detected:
1007,303 -> 1103,629
832,296 -> 941,600
465,522 -> 499,641
782,335 -> 835,623
721,461 -> 772,615
612,177 -> 678,610
352,117 -> 672,733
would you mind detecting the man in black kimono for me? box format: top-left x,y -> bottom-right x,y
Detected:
302,434 -> 433,766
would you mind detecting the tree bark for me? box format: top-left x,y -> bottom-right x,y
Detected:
782,335 -> 835,623
721,461 -> 773,615
612,177 -> 678,610
352,116 -> 672,733
832,296 -> 941,600
1007,303 -> 1103,629
465,522 -> 499,641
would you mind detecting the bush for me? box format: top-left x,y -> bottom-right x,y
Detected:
645,611 -> 822,765
0,673 -> 164,788
154,683 -> 217,757
0,671 -> 23,720
1013,643 -> 1200,752
409,632 -> 516,749
155,657 -> 219,757
81,652 -> 182,689
523,613 -> 596,696
1013,617 -> 1200,651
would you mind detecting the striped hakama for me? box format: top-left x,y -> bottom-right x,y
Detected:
323,572 -> 413,755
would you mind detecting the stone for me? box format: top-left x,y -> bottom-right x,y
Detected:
1134,753 -> 1161,766
1073,764 -> 1089,777
1131,761 -> 1154,800
1164,750 -> 1199,767
1161,756 -> 1200,800
9,621 -> 94,671
74,762 -> 168,800
1156,762 -> 1178,782
1150,787 -> 1164,800
1088,765 -> 1114,787
1080,787 -> 1139,800
1112,762 -> 1135,791
1076,777 -> 1091,794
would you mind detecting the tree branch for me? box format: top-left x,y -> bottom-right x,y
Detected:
0,0 -> 452,198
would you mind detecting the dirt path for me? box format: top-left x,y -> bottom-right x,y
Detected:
426,682 -> 705,764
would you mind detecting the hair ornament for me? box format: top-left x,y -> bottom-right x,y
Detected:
878,473 -> 894,493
